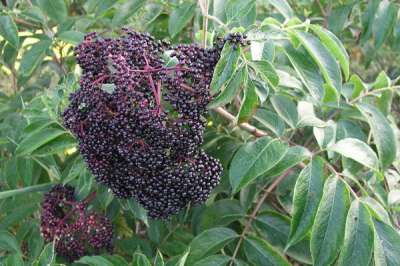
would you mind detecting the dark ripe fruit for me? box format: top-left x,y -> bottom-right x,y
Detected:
63,29 -> 247,219
40,185 -> 113,261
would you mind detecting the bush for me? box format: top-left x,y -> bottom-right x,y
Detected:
0,0 -> 399,265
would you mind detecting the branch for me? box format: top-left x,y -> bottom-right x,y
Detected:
229,169 -> 293,265
213,107 -> 268,137
198,0 -> 229,31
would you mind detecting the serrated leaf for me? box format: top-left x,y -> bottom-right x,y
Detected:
338,201 -> 374,266
297,101 -> 326,127
210,44 -> 241,94
254,211 -> 312,264
33,242 -> 55,266
268,0 -> 294,19
38,0 -> 67,23
111,0 -> 145,27
284,45 -> 324,102
288,156 -> 324,247
244,235 -> 290,266
154,250 -> 164,266
76,256 -> 114,266
238,78 -> 259,122
16,128 -> 67,156
264,146 -> 311,178
310,25 -> 350,80
229,137 -> 288,193
373,0 -> 398,49
192,255 -> 230,266
186,227 -> 238,265
18,39 -> 52,80
0,230 -> 20,254
57,30 -> 85,45
313,120 -> 336,149
0,15 -> 19,49
291,31 -> 342,98
127,198 -> 148,227
253,108 -> 286,137
329,138 -> 379,170
250,60 -> 279,87
168,2 -> 196,38
357,103 -> 396,169
373,218 -> 400,266
270,94 -> 298,128
132,252 -> 151,266
208,66 -> 246,108
311,178 -> 350,266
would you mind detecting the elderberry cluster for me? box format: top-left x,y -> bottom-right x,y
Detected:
63,29 -> 232,219
40,185 -> 113,261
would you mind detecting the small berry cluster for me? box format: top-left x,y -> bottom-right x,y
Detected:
63,29 -> 238,218
40,185 -> 113,261
215,32 -> 250,50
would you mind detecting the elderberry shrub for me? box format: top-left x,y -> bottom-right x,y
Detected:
40,185 -> 113,261
63,29 -> 248,219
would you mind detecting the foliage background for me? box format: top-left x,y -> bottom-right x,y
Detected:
0,0 -> 400,265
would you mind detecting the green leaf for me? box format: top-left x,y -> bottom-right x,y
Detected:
311,177 -> 350,266
229,137 -> 288,193
284,45 -> 324,102
268,0 -> 294,19
297,101 -> 326,127
0,230 -> 20,254
338,201 -> 374,266
153,250 -> 165,266
16,128 -> 67,156
288,156 -> 324,247
192,255 -> 230,266
126,198 -> 148,227
111,0 -> 146,27
329,138 -> 379,170
357,103 -> 397,169
38,0 -> 67,23
373,218 -> 400,266
291,31 -> 342,96
310,25 -> 350,80
210,44 -> 240,94
18,39 -> 52,80
238,78 -> 259,122
5,254 -> 24,266
253,108 -> 286,137
244,235 -> 290,266
57,30 -> 85,45
186,227 -> 238,265
208,66 -> 246,108
76,256 -> 114,266
264,146 -> 311,178
313,120 -> 336,149
327,4 -> 354,35
361,0 -> 380,44
176,248 -> 190,266
250,60 -> 279,87
33,242 -> 55,266
132,252 -> 151,266
168,2 -> 196,38
270,94 -> 298,128
0,183 -> 53,200
373,0 -> 398,49
254,211 -> 312,264
103,255 -> 129,266
0,15 -> 19,49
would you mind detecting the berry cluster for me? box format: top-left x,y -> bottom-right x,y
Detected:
215,32 -> 250,50
40,185 -> 113,261
63,29 -> 240,218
